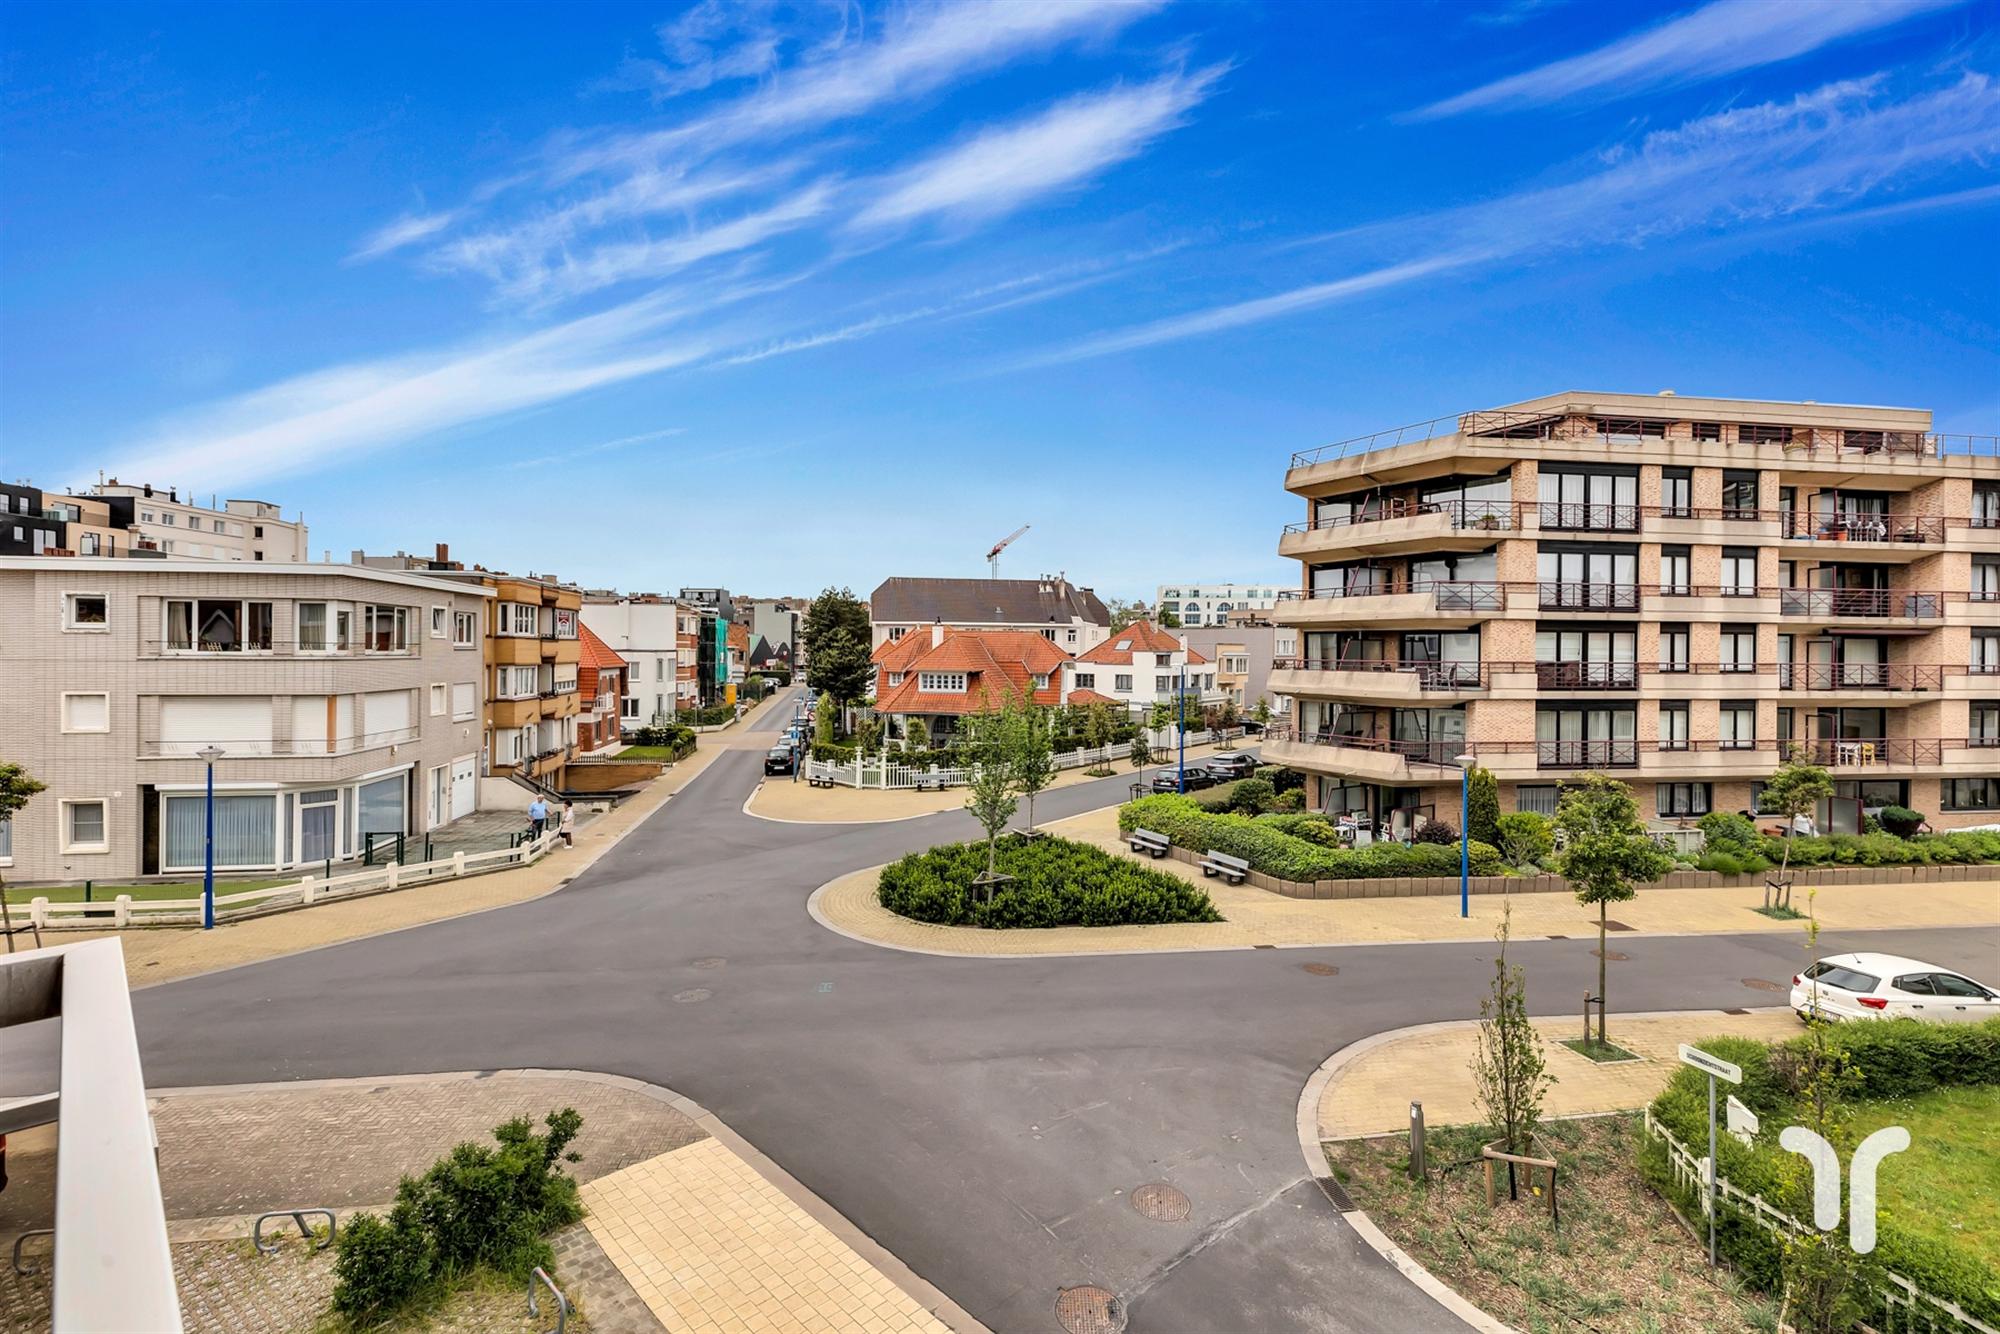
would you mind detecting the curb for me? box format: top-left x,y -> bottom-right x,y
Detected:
140,1067 -> 992,1334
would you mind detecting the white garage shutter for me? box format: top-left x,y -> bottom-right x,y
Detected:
363,690 -> 412,744
450,756 -> 476,819
158,696 -> 273,757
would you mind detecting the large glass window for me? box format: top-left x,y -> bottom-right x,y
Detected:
1944,778 -> 2000,811
1659,701 -> 1690,751
363,605 -> 411,652
1719,701 -> 1756,750
1721,548 -> 1759,596
1534,628 -> 1636,688
1659,546 -> 1691,596
1720,625 -> 1757,673
1515,785 -> 1558,816
1537,547 -> 1638,611
1971,702 -> 2000,747
1538,469 -> 1637,532
1721,470 -> 1762,517
1657,783 -> 1712,817
1535,707 -> 1636,766
1660,624 -> 1690,672
164,794 -> 275,869
358,775 -> 407,837
165,599 -> 273,652
1659,468 -> 1693,518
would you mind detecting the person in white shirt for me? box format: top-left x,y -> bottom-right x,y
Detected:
559,801 -> 577,848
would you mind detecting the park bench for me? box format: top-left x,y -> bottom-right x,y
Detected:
912,773 -> 948,792
1199,850 -> 1251,884
808,772 -> 836,789
1128,828 -> 1170,859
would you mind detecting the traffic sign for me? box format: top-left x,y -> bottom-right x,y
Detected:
1678,1044 -> 1742,1085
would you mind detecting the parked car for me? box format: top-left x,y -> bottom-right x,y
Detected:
1151,767 -> 1217,793
764,745 -> 797,775
1205,752 -> 1258,781
1790,952 -> 1999,1023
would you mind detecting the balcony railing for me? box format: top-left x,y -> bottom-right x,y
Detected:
1293,580 -> 1508,612
1487,661 -> 1639,690
1780,512 -> 1946,544
1778,589 -> 1943,619
1778,664 -> 1943,691
1263,727 -> 1467,767
1653,661 -> 1764,676
1537,581 -> 1640,612
1271,657 -> 1485,689
1283,498 -> 1513,535
139,637 -> 419,657
1533,502 -> 1641,534
1780,738 -> 1944,767
1648,583 -> 1772,601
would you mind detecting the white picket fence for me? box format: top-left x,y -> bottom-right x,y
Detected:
21,830 -> 566,932
1643,1110 -> 1997,1334
804,727 -> 1251,790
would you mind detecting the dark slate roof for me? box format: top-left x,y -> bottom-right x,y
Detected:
869,576 -> 1111,627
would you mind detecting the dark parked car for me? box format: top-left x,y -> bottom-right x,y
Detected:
765,745 -> 797,775
1205,752 -> 1258,780
1151,766 -> 1217,793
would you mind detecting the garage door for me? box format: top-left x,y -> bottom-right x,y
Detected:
450,756 -> 476,820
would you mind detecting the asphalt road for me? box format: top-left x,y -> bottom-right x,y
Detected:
46,689 -> 2000,1331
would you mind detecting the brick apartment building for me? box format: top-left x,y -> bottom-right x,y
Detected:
1267,391 -> 2000,837
576,624 -> 627,754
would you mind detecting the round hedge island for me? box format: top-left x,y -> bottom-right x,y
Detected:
877,836 -> 1223,929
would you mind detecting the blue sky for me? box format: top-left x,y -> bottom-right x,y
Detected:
4,0 -> 1997,600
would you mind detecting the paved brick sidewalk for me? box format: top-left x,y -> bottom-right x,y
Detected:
582,1140 -> 952,1334
1316,1009 -> 1801,1139
814,803 -> 2000,956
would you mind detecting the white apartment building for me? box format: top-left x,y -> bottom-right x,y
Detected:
1154,581 -> 1286,627
0,558 -> 489,883
93,481 -> 310,562
579,596 -> 694,726
1063,619 -> 1224,717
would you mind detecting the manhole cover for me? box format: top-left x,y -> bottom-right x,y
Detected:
673,988 -> 713,1003
1301,962 -> 1339,977
1055,1286 -> 1125,1334
690,957 -> 726,970
1130,1183 -> 1192,1222
1742,977 -> 1786,993
1591,949 -> 1630,962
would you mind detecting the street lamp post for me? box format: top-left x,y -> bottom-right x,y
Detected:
196,745 -> 225,930
1455,752 -> 1476,919
1176,663 -> 1187,793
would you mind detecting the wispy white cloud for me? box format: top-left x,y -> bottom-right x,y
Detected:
1465,0 -> 1574,29
1407,0 -> 1963,120
348,210 -> 458,263
1025,72 -> 2000,366
500,426 -> 687,471
850,64 -> 1225,229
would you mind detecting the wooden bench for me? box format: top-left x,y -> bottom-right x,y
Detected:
808,772 -> 836,789
1128,828 -> 1170,859
1199,851 -> 1250,884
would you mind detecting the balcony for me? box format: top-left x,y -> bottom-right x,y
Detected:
1261,727 -> 1466,781
1778,664 -> 1942,694
1269,657 -> 1484,702
1781,738 -> 1944,768
1778,589 -> 1942,622
1779,511 -> 1946,547
1275,581 -> 1506,627
1536,581 -> 1640,613
1279,499 -> 1511,559
1489,661 -> 1639,691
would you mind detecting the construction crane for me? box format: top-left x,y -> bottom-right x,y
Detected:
986,525 -> 1029,578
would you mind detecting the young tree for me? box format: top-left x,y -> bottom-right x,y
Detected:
1006,694 -> 1056,833
1147,699 -> 1175,732
1219,697 -> 1240,729
1130,730 -> 1153,769
1760,759 -> 1834,911
959,707 -> 1019,885
1552,773 -> 1674,1047
1252,695 -> 1273,729
0,763 -> 47,952
1083,703 -> 1114,775
813,692 -> 838,749
1105,597 -> 1149,632
1466,765 -> 1500,850
1472,903 -> 1552,1161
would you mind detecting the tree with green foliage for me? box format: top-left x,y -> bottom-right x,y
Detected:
1472,903 -> 1551,1160
1106,597 -> 1150,631
1465,765 -> 1500,849
1147,699 -> 1175,732
1252,695 -> 1272,729
1156,606 -> 1182,628
1553,773 -> 1675,1047
1005,694 -> 1056,833
854,715 -> 884,756
801,587 -> 873,703
0,762 -> 46,952
1083,703 -> 1114,774
1130,730 -> 1153,769
1760,759 -> 1835,911
814,692 -> 838,748
958,708 -> 1019,884
1219,697 -> 1240,728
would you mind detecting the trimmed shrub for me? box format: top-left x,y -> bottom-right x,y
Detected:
1495,811 -> 1553,868
877,837 -> 1221,929
1257,764 -> 1305,794
1698,810 -> 1762,856
1878,804 -> 1925,837
1761,827 -> 2000,869
1270,789 -> 1304,812
1412,819 -> 1458,845
331,1201 -> 435,1318
1121,795 -> 1502,881
1227,777 -> 1276,814
1466,766 -> 1500,849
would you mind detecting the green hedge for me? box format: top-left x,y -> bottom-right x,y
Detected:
1766,828 -> 2000,867
877,837 -> 1221,929
1119,794 -> 1503,881
1640,1020 -> 2000,1327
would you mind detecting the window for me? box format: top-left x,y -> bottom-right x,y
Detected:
1719,701 -> 1756,750
499,602 -> 538,636
1156,674 -> 1174,694
79,533 -> 100,555
1538,468 -> 1638,531
363,605 -> 411,652
1074,672 -> 1096,689
452,682 -> 477,721
1658,701 -> 1689,751
61,692 -> 110,733
253,525 -> 265,539
621,696 -> 640,720
1660,624 -> 1690,672
63,799 -> 108,852
498,666 -> 538,698
1974,559 -> 2000,603
1515,785 -> 1558,816
552,608 -> 578,639
212,518 -> 226,533
0,814 -> 10,864
64,592 -> 108,630
1115,673 -> 1134,692
1032,672 -> 1050,689
1721,548 -> 1758,596
1040,627 -> 1057,641
431,607 -> 448,638
887,626 -> 905,641
1972,702 -> 2000,747
1720,625 -> 1757,673
1973,485 -> 2000,530
1944,778 -> 2000,811
1720,470 -> 1761,518
163,793 -> 275,869
886,672 -> 905,686
1656,783 -> 1711,817
430,684 -> 448,716
1066,628 -> 1077,644
297,602 -> 340,653
164,599 -> 274,652
918,672 -> 967,692
1155,653 -> 1174,667
453,610 -> 477,646
140,509 -> 155,522
1659,468 -> 1692,518
160,512 -> 176,526
1659,547 -> 1691,596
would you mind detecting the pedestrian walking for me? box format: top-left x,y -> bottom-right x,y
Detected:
559,801 -> 576,848
528,795 -> 548,841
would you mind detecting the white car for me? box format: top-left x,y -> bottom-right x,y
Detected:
1790,952 -> 2000,1024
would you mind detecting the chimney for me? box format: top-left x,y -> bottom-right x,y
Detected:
931,619 -> 945,648
435,541 -> 449,565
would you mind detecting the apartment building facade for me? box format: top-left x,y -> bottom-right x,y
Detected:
868,575 -> 1112,653
0,558 -> 488,883
1154,581 -> 1286,627
1269,391 -> 2000,836
93,482 -> 310,561
579,595 -> 698,724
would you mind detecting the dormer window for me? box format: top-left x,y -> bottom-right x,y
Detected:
918,672 -> 967,692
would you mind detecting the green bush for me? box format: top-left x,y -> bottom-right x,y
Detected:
332,1109 -> 584,1320
1698,810 -> 1763,856
1270,789 -> 1304,812
1412,819 -> 1458,845
1761,827 -> 2000,869
1466,766 -> 1500,849
631,723 -> 696,757
1227,777 -> 1276,814
811,741 -> 857,763
1257,764 -> 1305,794
1878,804 -> 1925,837
877,836 -> 1221,928
1495,811 -> 1553,868
1121,795 -> 1502,881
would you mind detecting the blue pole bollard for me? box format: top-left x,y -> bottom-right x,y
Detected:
1459,763 -> 1470,919
203,757 -> 216,930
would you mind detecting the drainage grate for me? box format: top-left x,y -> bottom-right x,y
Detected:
1301,962 -> 1339,977
1546,934 -> 1569,940
672,988 -> 713,1004
1722,1007 -> 1751,1016
1741,977 -> 1786,993
690,957 -> 726,971
1603,919 -> 1635,932
1591,949 -> 1631,962
1055,1286 -> 1125,1334
1315,1174 -> 1355,1210
1130,1183 -> 1191,1223
1253,944 -> 1277,950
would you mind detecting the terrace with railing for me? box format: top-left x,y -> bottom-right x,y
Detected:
1284,501 -> 1975,543
1270,657 -> 1486,689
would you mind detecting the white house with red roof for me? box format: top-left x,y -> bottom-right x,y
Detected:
871,624 -> 1071,744
1063,619 -> 1221,718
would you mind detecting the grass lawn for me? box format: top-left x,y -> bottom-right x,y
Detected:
7,878 -> 294,906
1847,1084 -> 2000,1270
1560,1038 -> 1642,1064
610,745 -> 688,761
1326,1115 -> 1780,1333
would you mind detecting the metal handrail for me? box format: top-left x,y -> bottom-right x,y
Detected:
1270,657 -> 1485,687
1282,498 -> 1514,535
254,1208 -> 336,1254
1777,664 -> 1943,691
530,1266 -> 572,1334
11,1229 -> 52,1276
1778,589 -> 1944,618
1293,579 -> 1508,611
1262,730 -> 1467,767
1488,661 -> 1640,690
1536,581 -> 1641,612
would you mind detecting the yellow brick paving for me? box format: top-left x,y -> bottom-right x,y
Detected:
817,802 -> 2000,956
1318,1010 -> 1803,1139
581,1140 -> 952,1334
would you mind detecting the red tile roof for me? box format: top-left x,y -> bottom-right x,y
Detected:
1062,687 -> 1122,707
577,623 -> 625,706
873,628 -> 1070,717
1076,619 -> 1208,666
